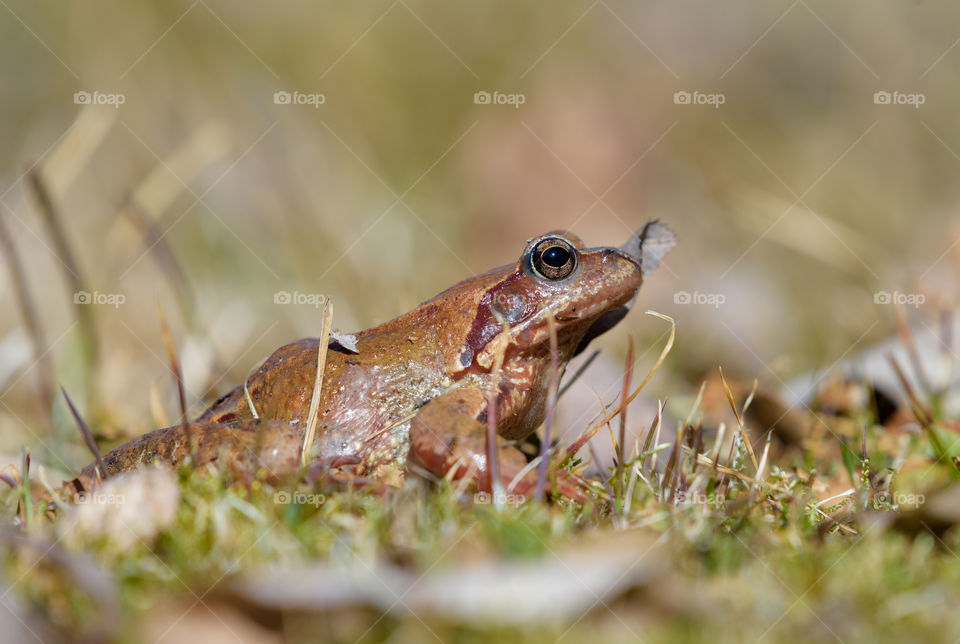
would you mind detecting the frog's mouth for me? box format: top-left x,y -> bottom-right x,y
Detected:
571,306 -> 629,356
570,221 -> 676,356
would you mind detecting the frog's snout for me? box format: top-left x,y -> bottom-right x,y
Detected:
602,247 -> 644,273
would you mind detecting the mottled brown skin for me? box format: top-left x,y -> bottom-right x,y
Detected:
71,229 -> 649,496
64,420 -> 303,497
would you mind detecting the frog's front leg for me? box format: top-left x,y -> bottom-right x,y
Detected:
408,386 -> 532,493
408,388 -> 587,500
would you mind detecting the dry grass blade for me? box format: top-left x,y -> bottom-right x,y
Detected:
61,387 -> 107,481
719,367 -> 759,473
28,169 -> 99,368
158,300 -> 194,467
587,441 -> 620,521
535,311 -> 560,501
860,423 -> 868,462
565,311 -> 675,459
121,199 -> 196,323
119,199 -> 231,397
662,431 -> 680,502
886,353 -> 956,472
486,314 -> 511,502
691,452 -> 788,492
616,336 -> 636,496
894,304 -> 932,394
683,380 -> 707,427
941,308 -> 955,392
887,353 -> 933,426
0,206 -> 55,418
742,379 -> 758,416
640,400 -> 663,471
752,431 -> 773,501
149,382 -> 170,428
302,298 -> 333,467
243,358 -> 264,420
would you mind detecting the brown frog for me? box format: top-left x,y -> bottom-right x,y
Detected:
67,222 -> 675,497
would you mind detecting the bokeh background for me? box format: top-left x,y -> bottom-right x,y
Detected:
1,1 -> 958,470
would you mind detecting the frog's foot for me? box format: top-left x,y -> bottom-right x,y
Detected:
408,388 -> 589,502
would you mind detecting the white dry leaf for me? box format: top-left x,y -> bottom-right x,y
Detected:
60,468 -> 180,552
329,331 -> 359,354
228,529 -> 668,624
624,219 -> 677,275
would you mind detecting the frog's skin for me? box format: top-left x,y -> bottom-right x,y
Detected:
68,226 -> 667,496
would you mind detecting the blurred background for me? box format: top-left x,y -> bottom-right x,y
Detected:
1,0 -> 958,470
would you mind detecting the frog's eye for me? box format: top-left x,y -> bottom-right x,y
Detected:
530,237 -> 578,281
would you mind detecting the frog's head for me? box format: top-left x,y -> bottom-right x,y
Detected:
457,222 -> 675,371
